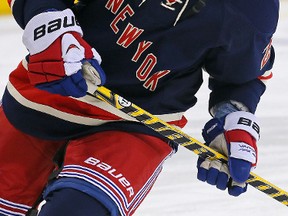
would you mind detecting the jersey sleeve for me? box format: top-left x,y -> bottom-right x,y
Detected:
204,0 -> 279,113
8,0 -> 74,29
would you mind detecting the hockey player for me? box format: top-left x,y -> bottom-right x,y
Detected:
0,0 -> 279,215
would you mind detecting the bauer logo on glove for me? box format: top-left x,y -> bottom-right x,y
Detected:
23,9 -> 106,98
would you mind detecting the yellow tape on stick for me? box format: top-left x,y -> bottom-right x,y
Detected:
0,0 -> 11,15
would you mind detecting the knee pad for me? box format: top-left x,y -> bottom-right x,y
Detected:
42,178 -> 120,216
39,188 -> 111,216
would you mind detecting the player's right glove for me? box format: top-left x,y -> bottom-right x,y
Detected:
22,9 -> 106,98
197,111 -> 260,196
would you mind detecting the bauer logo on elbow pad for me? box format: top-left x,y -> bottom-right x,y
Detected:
34,16 -> 80,41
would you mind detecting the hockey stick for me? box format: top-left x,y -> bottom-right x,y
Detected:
82,62 -> 288,207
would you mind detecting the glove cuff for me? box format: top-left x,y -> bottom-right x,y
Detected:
226,130 -> 257,165
23,9 -> 83,55
224,111 -> 260,141
224,111 -> 260,166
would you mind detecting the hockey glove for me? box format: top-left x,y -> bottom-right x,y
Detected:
22,9 -> 106,98
197,111 -> 260,196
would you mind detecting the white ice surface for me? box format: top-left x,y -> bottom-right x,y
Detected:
0,3 -> 287,216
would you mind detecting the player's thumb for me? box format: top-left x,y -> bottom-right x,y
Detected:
229,157 -> 252,183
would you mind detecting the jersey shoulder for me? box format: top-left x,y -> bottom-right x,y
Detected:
228,0 -> 279,33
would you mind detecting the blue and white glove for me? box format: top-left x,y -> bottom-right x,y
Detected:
197,110 -> 260,196
23,9 -> 106,97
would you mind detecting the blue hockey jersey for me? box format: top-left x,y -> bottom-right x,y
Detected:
3,0 -> 279,140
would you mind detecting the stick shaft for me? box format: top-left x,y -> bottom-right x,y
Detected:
90,86 -> 288,207
82,61 -> 288,207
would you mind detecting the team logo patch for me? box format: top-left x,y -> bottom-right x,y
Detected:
161,0 -> 183,10
260,39 -> 272,70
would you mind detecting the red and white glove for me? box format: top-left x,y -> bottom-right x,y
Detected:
22,9 -> 106,97
197,111 -> 260,196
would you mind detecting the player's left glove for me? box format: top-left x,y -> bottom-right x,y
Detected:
197,111 -> 260,196
22,9 -> 106,98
